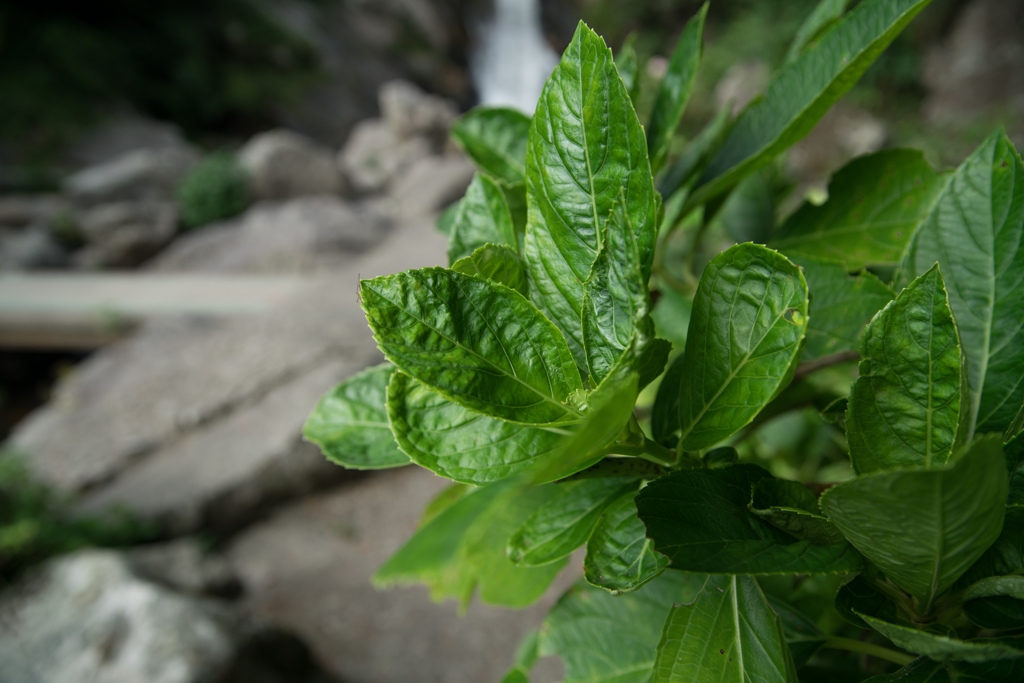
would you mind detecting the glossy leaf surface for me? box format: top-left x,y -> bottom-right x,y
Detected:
451,106 -> 531,186
303,363 -> 408,469
450,243 -> 528,295
584,490 -> 669,593
691,0 -> 933,208
749,478 -> 846,545
524,22 -> 657,368
508,477 -> 638,566
772,150 -> 943,268
374,483 -> 566,608
538,572 -> 706,683
646,3 -> 707,172
677,244 -> 809,450
653,575 -> 798,683
846,266 -> 966,473
901,130 -> 1024,437
636,465 -> 864,575
362,267 -> 584,426
583,199 -> 651,385
820,436 -> 1008,610
859,613 -> 1024,662
796,256 -> 894,360
448,173 -> 518,263
387,372 -> 571,485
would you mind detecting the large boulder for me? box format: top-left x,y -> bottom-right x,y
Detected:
149,196 -> 390,274
75,200 -> 179,268
0,226 -> 69,269
238,130 -> 345,201
0,550 -> 337,683
226,466 -> 570,683
378,80 -> 458,147
63,146 -> 200,205
337,119 -> 433,195
64,113 -> 194,168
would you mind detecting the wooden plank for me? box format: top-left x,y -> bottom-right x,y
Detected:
0,273 -> 312,349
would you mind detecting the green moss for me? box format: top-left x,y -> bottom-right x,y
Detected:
177,151 -> 250,229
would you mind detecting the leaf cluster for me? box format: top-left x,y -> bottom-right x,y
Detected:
305,1 -> 1024,679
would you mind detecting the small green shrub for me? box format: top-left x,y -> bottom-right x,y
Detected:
0,452 -> 155,581
177,151 -> 250,229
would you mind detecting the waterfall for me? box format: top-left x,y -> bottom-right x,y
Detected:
469,0 -> 560,114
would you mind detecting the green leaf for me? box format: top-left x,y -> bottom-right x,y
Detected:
962,508 -> 1024,629
524,21 -> 657,369
584,490 -> 670,593
963,575 -> 1024,602
615,33 -> 640,100
636,465 -> 864,575
773,150 -> 943,269
718,170 -> 777,245
784,0 -> 850,64
1005,400 -> 1024,442
646,3 -> 707,173
820,435 -> 1008,611
451,106 -> 531,186
964,593 -> 1024,631
658,104 -> 732,198
448,173 -> 518,263
833,574 -> 900,629
538,572 -> 707,683
303,363 -> 408,469
690,0 -> 934,209
508,477 -> 638,566
765,597 -> 827,669
450,243 -> 528,295
846,265 -> 967,474
502,629 -> 540,683
651,353 -> 685,444
361,267 -> 585,426
653,575 -> 799,683
858,612 -> 1024,662
583,198 -> 652,385
387,372 -> 573,485
901,130 -> 1024,438
861,654 -> 1024,683
795,256 -> 894,360
374,483 -> 566,609
749,478 -> 846,545
677,243 -> 809,450
638,338 -> 672,391
1007,432 -> 1024,507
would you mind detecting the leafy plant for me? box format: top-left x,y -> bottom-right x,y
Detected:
305,0 -> 1024,679
177,151 -> 250,229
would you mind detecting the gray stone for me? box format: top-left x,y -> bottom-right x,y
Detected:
714,60 -> 770,116
78,360 -> 361,536
127,538 -> 240,598
787,103 -> 888,185
389,152 -> 475,219
65,114 -> 193,167
226,466 -> 569,683
75,200 -> 179,268
0,193 -> 70,228
238,129 -> 345,201
149,196 -> 391,274
0,225 -> 69,269
923,0 -> 1024,148
338,119 -> 432,195
379,80 -> 458,146
64,146 -> 201,205
0,550 -> 337,683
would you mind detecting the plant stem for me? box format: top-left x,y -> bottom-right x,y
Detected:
821,636 -> 915,667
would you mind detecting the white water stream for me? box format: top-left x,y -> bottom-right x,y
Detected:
469,0 -> 560,113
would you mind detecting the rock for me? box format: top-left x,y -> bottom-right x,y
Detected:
128,538 -> 240,598
64,113 -> 193,167
787,103 -> 888,184
238,130 -> 345,201
714,60 -> 770,116
0,194 -> 70,228
226,466 -> 569,683
379,80 -> 458,146
64,146 -> 201,205
0,550 -> 337,683
923,0 -> 1024,147
338,119 -> 433,195
78,360 -> 360,536
149,196 -> 391,274
11,209 -> 447,530
0,226 -> 69,269
74,201 -> 179,268
389,153 -> 475,219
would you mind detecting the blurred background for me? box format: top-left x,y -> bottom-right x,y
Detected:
0,0 -> 1021,681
